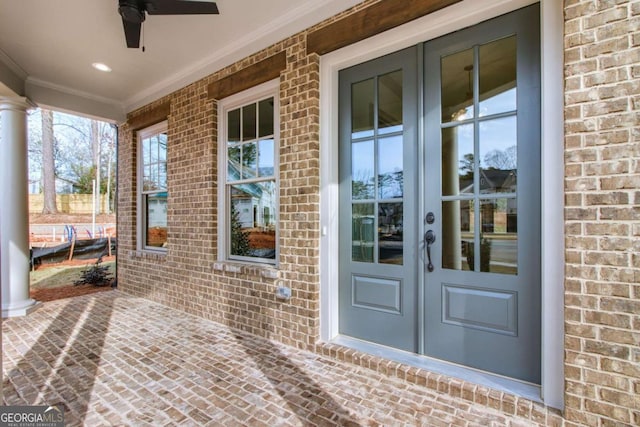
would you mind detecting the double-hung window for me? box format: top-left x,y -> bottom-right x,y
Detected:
219,81 -> 278,264
138,121 -> 168,251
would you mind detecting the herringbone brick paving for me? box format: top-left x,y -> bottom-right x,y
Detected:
3,291 -> 548,426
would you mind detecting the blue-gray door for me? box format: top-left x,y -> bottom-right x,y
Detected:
339,47 -> 419,352
339,5 -> 540,383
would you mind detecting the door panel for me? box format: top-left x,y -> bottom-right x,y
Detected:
424,4 -> 540,383
339,47 -> 418,352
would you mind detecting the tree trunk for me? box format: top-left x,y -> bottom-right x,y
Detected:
41,109 -> 57,214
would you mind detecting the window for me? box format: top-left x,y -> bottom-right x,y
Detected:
219,81 -> 278,264
138,121 -> 168,251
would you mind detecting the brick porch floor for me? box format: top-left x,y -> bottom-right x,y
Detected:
3,291 -> 555,426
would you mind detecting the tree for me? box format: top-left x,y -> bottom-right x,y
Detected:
230,202 -> 250,256
41,109 -> 57,213
483,145 -> 517,170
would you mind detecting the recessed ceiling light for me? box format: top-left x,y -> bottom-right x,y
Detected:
92,62 -> 112,72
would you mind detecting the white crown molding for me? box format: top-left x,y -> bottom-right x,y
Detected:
0,48 -> 28,81
26,77 -> 123,108
124,0 -> 361,112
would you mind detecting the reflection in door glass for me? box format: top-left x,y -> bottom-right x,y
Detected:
479,116 -> 517,194
352,203 -> 375,262
441,48 -> 474,123
480,199 -> 517,274
442,124 -> 474,196
479,36 -> 517,117
379,203 -> 403,265
352,140 -> 374,200
352,79 -> 375,139
378,135 -> 403,199
442,200 -> 473,271
378,71 -> 403,134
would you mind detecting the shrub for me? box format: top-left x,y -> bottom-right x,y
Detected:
74,257 -> 113,287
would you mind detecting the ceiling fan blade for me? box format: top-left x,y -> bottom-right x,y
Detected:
122,19 -> 141,48
146,0 -> 219,15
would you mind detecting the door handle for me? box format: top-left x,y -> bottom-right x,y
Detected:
424,230 -> 436,272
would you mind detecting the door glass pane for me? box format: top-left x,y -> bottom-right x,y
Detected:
378,135 -> 403,199
378,70 -> 403,134
479,116 -> 517,194
352,140 -> 374,200
442,200 -> 473,271
258,98 -> 274,137
441,48 -> 474,123
258,139 -> 274,177
479,36 -> 517,117
480,199 -> 517,275
352,79 -> 375,139
241,142 -> 257,179
228,109 -> 240,143
379,203 -> 403,265
442,124 -> 474,196
352,203 -> 375,262
242,103 -> 256,141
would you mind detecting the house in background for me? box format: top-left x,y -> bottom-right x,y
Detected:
1,1 -> 638,425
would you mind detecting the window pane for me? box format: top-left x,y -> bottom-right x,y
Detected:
442,124 -> 474,196
479,36 -> 517,117
146,193 -> 167,248
442,200 -> 473,271
229,182 -> 276,259
441,48 -> 474,123
352,78 -> 375,139
149,135 -> 158,162
480,198 -> 517,275
242,104 -> 256,141
241,142 -> 257,179
228,146 -> 241,181
158,163 -> 167,191
379,202 -> 403,265
378,70 -> 403,134
158,133 -> 167,162
228,109 -> 241,143
479,116 -> 517,194
259,98 -> 274,137
143,137 -> 151,164
352,140 -> 374,200
143,165 -> 153,191
378,135 -> 403,199
258,139 -> 274,177
352,203 -> 375,263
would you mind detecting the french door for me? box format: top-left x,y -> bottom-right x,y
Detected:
338,4 -> 541,383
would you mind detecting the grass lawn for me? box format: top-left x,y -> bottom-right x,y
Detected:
31,261 -> 115,290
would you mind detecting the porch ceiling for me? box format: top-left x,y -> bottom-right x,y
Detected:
0,0 -> 360,122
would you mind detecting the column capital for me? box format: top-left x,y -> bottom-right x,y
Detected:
0,96 -> 34,112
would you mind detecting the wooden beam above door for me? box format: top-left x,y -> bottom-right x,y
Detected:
306,0 -> 462,56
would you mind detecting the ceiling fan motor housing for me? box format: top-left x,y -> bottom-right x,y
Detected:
119,0 -> 145,23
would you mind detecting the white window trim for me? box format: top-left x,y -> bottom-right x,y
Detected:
319,0 -> 564,409
217,79 -> 280,266
137,120 -> 168,253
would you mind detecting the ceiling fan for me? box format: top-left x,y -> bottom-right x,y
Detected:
118,0 -> 219,49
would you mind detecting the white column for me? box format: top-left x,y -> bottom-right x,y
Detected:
1,97 -> 38,317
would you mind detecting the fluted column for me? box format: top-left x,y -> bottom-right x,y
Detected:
1,97 -> 38,317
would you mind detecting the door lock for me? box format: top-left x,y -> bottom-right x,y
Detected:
426,211 -> 435,224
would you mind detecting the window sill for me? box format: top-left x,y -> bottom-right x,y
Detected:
212,261 -> 279,279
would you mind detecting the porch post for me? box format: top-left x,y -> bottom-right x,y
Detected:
0,97 -> 38,318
